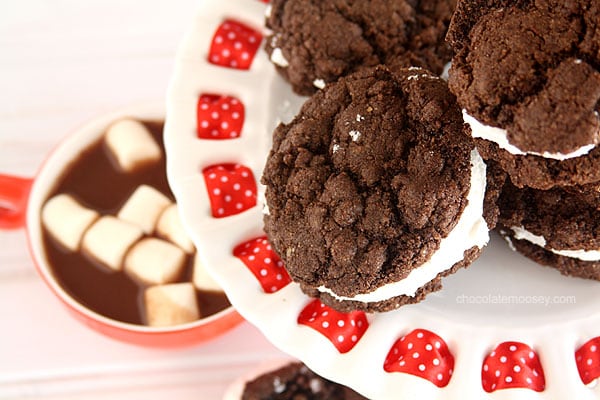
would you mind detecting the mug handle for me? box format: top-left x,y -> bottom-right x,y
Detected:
0,174 -> 33,230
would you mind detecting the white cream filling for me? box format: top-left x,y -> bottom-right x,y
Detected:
511,226 -> 600,262
349,130 -> 361,142
259,191 -> 270,216
441,62 -> 451,81
317,149 -> 489,303
270,48 -> 289,68
313,79 -> 326,89
463,110 -> 596,161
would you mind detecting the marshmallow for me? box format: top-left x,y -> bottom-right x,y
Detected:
82,216 -> 143,271
144,283 -> 200,327
124,238 -> 186,285
105,119 -> 162,172
192,253 -> 224,292
156,204 -> 194,253
42,194 -> 99,252
117,185 -> 172,234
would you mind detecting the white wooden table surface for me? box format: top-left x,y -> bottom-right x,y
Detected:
0,1 -> 286,399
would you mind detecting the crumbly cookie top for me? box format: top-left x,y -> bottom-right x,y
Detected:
262,66 -> 473,297
266,0 -> 456,95
448,0 -> 600,154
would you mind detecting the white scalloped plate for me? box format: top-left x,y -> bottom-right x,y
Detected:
164,1 -> 600,398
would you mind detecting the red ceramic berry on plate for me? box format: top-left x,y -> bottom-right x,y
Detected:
208,19 -> 262,70
482,342 -> 545,392
233,236 -> 291,293
576,337 -> 600,385
383,329 -> 454,388
202,164 -> 257,218
297,299 -> 368,354
197,94 -> 244,139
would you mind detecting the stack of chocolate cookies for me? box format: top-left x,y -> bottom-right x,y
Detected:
261,0 -> 508,313
446,0 -> 600,280
261,0 -> 600,314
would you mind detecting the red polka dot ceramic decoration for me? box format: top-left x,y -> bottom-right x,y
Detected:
482,342 -> 545,393
576,337 -> 600,385
202,164 -> 256,218
164,0 -> 600,398
297,299 -> 368,354
384,329 -> 454,388
197,94 -> 244,139
233,236 -> 291,293
208,19 -> 262,70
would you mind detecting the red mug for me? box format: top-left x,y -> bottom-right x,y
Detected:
0,103 -> 243,348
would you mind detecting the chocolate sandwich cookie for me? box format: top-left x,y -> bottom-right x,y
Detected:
265,0 -> 456,95
447,0 -> 600,189
497,179 -> 600,280
223,360 -> 367,400
262,66 -> 491,312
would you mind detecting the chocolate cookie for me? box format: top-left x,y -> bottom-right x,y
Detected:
447,0 -> 600,189
482,159 -> 507,230
235,362 -> 366,400
473,137 -> 600,190
497,178 -> 600,280
262,66 -> 491,312
265,0 -> 456,95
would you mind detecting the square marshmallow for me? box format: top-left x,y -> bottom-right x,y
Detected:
42,194 -> 99,252
82,216 -> 143,271
193,253 -> 224,292
124,238 -> 186,285
156,204 -> 194,253
117,185 -> 171,234
105,119 -> 162,172
144,283 -> 199,327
